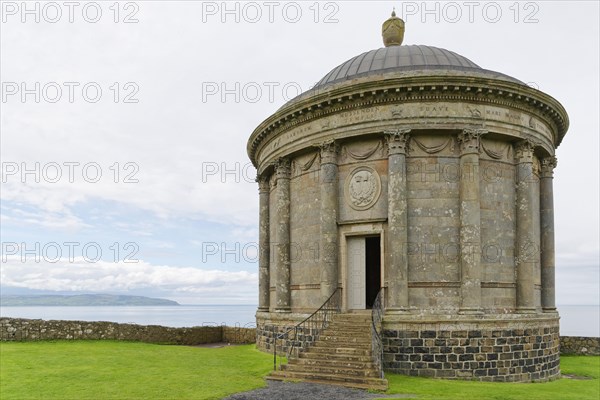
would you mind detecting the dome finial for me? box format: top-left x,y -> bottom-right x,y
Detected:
382,9 -> 405,47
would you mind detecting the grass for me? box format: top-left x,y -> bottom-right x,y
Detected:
1,341 -> 598,400
0,341 -> 272,400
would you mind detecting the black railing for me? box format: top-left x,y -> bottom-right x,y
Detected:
273,288 -> 341,371
371,289 -> 384,379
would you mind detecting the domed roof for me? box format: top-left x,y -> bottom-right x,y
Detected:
249,12 -> 570,167
314,44 -> 523,90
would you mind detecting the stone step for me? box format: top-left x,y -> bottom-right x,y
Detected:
323,329 -> 371,336
326,324 -> 372,330
320,332 -> 371,339
298,351 -> 374,363
326,320 -> 372,326
317,337 -> 372,346
334,311 -> 372,316
268,371 -> 388,391
329,318 -> 372,324
309,345 -> 372,355
313,343 -> 371,352
290,357 -> 376,370
266,312 -> 386,391
314,337 -> 371,346
319,335 -> 372,344
332,316 -> 372,322
323,325 -> 372,332
329,320 -> 372,325
281,363 -> 381,378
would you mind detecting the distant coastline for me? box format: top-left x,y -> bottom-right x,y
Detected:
0,294 -> 179,307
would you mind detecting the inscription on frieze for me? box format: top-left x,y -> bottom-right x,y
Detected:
256,103 -> 554,166
344,108 -> 378,123
419,103 -> 450,116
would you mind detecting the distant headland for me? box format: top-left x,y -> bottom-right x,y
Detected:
0,294 -> 180,306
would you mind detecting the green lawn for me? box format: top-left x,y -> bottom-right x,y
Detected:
0,341 -> 272,400
1,341 -> 598,400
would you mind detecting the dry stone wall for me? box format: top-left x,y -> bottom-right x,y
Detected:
0,318 -> 256,345
560,336 -> 600,356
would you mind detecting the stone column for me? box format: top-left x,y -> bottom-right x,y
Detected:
540,156 -> 557,312
318,141 -> 339,301
274,158 -> 291,312
257,175 -> 270,312
458,128 -> 484,314
384,128 -> 411,311
515,139 -> 537,313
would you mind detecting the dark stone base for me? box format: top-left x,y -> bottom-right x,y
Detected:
381,317 -> 560,382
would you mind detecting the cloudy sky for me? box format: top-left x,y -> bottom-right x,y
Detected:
1,1 -> 598,305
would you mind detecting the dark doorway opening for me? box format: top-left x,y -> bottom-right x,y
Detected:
365,236 -> 381,309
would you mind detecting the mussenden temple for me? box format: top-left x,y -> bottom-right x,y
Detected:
247,12 -> 569,388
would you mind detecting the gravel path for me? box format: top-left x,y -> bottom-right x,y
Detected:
224,380 -> 416,400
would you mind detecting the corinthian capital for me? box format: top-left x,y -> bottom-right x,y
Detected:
458,128 -> 486,154
384,128 -> 411,155
256,174 -> 270,193
541,156 -> 558,178
317,140 -> 339,165
272,157 -> 291,180
514,139 -> 536,164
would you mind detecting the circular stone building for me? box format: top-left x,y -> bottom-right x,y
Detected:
248,13 -> 568,382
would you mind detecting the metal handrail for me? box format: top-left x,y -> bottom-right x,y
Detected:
273,288 -> 341,371
371,289 -> 385,379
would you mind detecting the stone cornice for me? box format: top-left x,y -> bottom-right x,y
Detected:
247,76 -> 569,167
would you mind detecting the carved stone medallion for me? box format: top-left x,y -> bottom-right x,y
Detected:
345,166 -> 381,211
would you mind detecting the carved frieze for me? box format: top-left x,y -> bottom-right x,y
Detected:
480,139 -> 512,161
341,140 -> 383,162
254,101 -> 557,173
249,81 -> 568,168
466,105 -> 482,119
291,152 -> 319,178
390,105 -> 403,118
412,135 -> 456,155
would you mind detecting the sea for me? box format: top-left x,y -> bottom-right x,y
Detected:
0,305 -> 258,328
0,304 -> 598,337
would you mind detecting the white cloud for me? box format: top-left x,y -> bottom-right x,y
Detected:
1,202 -> 90,231
0,256 -> 257,303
